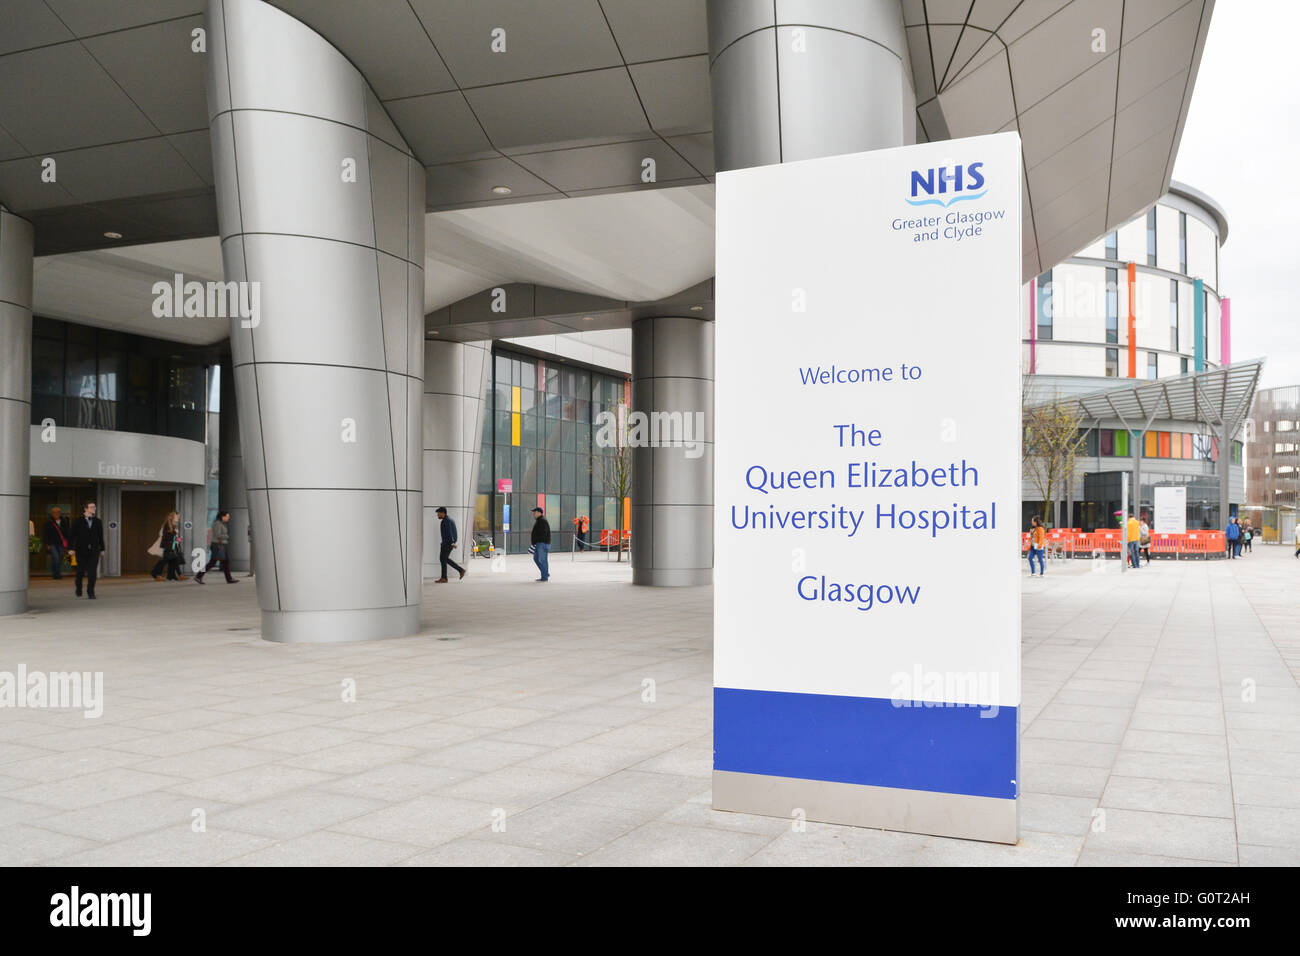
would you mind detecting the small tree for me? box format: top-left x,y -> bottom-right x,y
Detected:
593,403 -> 633,561
1023,383 -> 1086,529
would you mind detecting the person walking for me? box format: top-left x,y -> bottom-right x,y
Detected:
1241,520 -> 1253,554
151,512 -> 185,581
530,506 -> 551,582
1139,513 -> 1152,567
1126,512 -> 1142,569
1027,515 -> 1046,576
42,506 -> 70,580
434,506 -> 466,583
1294,522 -> 1299,558
1225,515 -> 1241,559
195,511 -> 239,584
70,501 -> 105,598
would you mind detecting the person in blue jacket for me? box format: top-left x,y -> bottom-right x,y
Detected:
1225,516 -> 1241,559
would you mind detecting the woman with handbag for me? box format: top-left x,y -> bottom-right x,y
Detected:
150,512 -> 186,581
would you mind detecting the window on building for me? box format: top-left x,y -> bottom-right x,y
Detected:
1146,207 -> 1157,266
1105,231 -> 1118,260
1179,211 -> 1188,273
1203,289 -> 1210,361
1169,278 -> 1179,351
1181,357 -> 1189,375
1105,347 -> 1119,377
1105,268 -> 1118,343
1037,269 -> 1053,340
1147,352 -> 1157,380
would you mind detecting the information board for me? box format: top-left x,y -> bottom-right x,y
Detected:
713,133 -> 1023,843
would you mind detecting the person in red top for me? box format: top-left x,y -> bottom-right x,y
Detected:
42,506 -> 71,580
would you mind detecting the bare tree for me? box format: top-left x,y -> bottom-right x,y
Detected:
1023,381 -> 1086,529
593,404 -> 633,561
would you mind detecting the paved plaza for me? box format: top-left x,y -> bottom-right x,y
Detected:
1,545 -> 1297,866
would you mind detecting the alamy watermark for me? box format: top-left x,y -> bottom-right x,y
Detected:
152,273 -> 260,328
0,665 -> 103,718
594,408 -> 705,459
890,664 -> 1001,718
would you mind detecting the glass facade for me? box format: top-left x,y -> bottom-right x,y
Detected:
1179,211 -> 1188,273
1080,427 -> 1239,463
1169,278 -> 1179,351
1146,207 -> 1157,266
30,317 -> 215,443
477,346 -> 631,554
1104,268 -> 1118,344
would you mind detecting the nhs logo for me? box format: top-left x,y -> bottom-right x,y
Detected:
906,163 -> 986,208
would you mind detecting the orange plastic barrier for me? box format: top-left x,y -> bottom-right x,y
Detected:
1182,531 -> 1226,558
1092,529 -> 1123,554
1149,532 -> 1181,557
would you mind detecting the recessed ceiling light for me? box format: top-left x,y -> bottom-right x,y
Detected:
690,305 -> 704,312
103,231 -> 122,239
582,315 -> 595,321
491,185 -> 512,195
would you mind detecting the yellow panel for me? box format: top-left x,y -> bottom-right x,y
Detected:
511,412 -> 520,446
511,386 -> 521,413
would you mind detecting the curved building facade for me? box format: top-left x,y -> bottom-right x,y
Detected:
1021,184 -> 1248,533
1028,183 -> 1229,380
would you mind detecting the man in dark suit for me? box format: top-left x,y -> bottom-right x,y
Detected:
70,501 -> 105,599
42,506 -> 71,580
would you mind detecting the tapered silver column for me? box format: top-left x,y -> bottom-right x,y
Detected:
422,340 -> 490,577
0,211 -> 33,616
217,358 -> 249,572
207,0 -> 425,642
707,0 -> 912,172
631,316 -> 713,587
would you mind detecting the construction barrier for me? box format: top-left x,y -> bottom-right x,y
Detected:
1022,528 -> 1227,559
1149,532 -> 1180,559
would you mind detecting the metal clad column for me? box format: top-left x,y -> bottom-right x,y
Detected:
631,316 -> 713,587
0,211 -> 33,616
422,339 -> 490,578
708,0 -> 911,173
206,0 -> 426,641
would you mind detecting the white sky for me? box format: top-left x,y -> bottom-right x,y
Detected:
1172,0 -> 1300,389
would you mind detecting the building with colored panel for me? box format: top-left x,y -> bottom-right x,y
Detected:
1021,182 -> 1249,534
475,341 -> 631,556
1027,183 -> 1228,381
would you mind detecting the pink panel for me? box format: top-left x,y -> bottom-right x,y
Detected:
1221,297 -> 1231,365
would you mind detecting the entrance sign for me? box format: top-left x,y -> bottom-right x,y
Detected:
1154,486 -> 1187,534
497,479 -> 513,493
713,134 -> 1023,843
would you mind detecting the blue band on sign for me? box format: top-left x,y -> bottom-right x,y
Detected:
714,687 -> 1017,800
